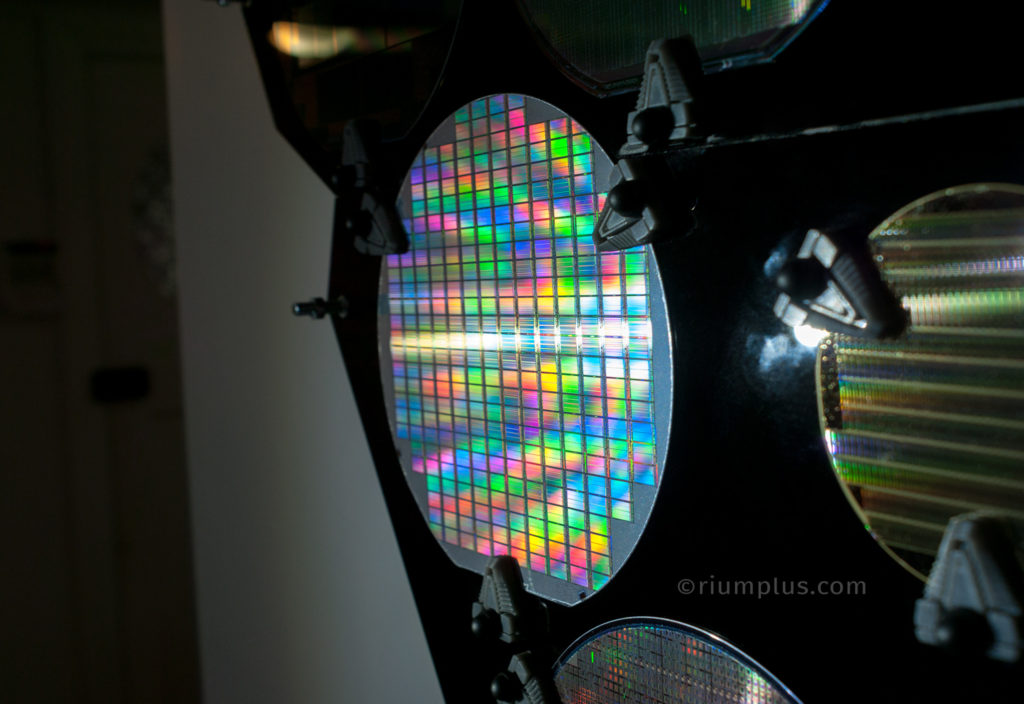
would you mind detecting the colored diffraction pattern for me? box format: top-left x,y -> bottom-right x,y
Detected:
385,95 -> 658,594
555,621 -> 799,704
818,184 -> 1024,579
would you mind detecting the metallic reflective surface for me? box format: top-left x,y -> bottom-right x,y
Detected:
380,94 -> 672,604
818,184 -> 1024,579
517,0 -> 829,93
555,618 -> 801,704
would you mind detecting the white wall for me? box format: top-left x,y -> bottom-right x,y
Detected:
162,4 -> 443,702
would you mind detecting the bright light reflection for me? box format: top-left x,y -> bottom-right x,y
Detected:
268,21 -> 428,60
792,324 -> 827,347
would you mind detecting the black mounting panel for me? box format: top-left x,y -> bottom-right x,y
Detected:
244,1 -> 1024,701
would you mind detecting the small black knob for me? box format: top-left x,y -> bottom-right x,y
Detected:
292,297 -> 348,320
490,671 -> 523,703
292,301 -> 320,318
776,257 -> 830,301
471,609 -> 502,640
607,180 -> 647,219
631,106 -> 675,145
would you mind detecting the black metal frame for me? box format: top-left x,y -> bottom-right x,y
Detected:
244,1 -> 1024,700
